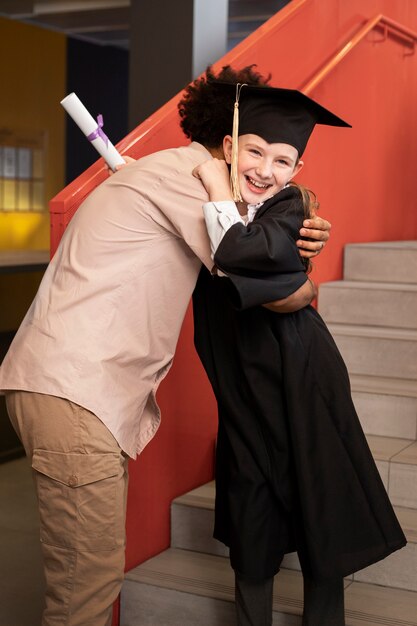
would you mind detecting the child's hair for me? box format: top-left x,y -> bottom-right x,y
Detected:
178,65 -> 270,148
289,183 -> 320,274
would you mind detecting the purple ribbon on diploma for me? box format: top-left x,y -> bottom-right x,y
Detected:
87,114 -> 109,146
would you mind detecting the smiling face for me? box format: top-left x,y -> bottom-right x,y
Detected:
223,133 -> 303,205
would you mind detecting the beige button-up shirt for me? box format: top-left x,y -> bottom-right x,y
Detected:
0,142 -> 213,458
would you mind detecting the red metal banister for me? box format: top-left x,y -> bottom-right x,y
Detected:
301,13 -> 416,95
49,3 -> 417,256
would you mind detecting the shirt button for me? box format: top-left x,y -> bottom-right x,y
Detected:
68,474 -> 78,487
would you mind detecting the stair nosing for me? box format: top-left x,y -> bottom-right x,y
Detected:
349,375 -> 417,398
319,281 -> 417,291
326,323 -> 417,340
124,548 -> 417,625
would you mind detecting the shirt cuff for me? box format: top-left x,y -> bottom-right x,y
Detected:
203,201 -> 245,258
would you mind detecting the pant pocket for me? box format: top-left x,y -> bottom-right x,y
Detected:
32,449 -> 124,551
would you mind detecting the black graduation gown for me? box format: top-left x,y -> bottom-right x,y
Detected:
192,186 -> 406,582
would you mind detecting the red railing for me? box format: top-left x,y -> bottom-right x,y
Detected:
301,13 -> 416,95
49,3 -> 417,256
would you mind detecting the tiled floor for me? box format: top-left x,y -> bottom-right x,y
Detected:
0,456 -> 44,626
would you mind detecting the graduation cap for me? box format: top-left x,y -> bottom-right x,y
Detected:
214,82 -> 351,201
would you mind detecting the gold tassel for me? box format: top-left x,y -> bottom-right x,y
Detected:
230,83 -> 247,202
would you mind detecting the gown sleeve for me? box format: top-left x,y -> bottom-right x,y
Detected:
214,187 -> 309,309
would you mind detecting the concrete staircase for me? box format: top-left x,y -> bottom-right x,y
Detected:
121,241 -> 417,625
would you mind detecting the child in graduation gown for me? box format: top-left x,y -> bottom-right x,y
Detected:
192,84 -> 406,626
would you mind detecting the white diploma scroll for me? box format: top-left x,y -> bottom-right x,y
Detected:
60,93 -> 125,171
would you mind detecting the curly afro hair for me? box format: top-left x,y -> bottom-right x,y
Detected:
178,65 -> 271,148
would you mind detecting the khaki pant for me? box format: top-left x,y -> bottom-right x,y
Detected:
6,391 -> 129,626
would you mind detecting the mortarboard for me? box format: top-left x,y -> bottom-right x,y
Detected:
212,82 -> 351,201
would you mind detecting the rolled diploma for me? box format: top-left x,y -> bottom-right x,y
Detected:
60,92 -> 125,171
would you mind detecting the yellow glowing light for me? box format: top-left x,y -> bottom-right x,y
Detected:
17,180 -> 31,211
3,179 -> 16,211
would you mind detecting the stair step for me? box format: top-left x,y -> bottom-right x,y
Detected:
282,503 -> 417,589
121,548 -> 417,625
343,241 -> 417,284
318,280 -> 417,329
326,323 -> 417,380
368,436 -> 417,509
171,482 -> 228,558
174,482 -> 417,531
352,390 -> 417,440
360,505 -> 416,592
349,373 -> 417,398
349,372 -> 417,439
172,466 -> 417,591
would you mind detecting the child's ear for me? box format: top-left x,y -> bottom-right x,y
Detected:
289,159 -> 304,182
223,135 -> 233,164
